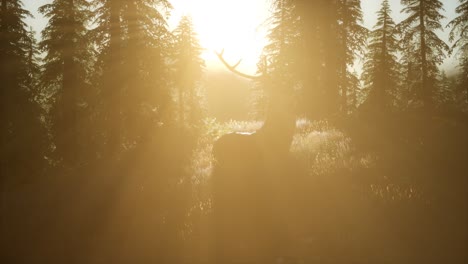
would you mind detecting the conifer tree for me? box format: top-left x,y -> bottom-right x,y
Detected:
347,70 -> 361,112
294,0 -> 328,117
321,0 -> 341,116
120,0 -> 172,143
448,0 -> 468,106
25,27 -> 41,90
39,0 -> 92,166
400,39 -> 419,108
251,54 -> 269,119
0,0 -> 32,99
0,0 -> 47,180
257,0 -> 300,119
336,0 -> 368,114
362,0 -> 400,111
91,0 -> 124,157
436,71 -> 456,107
1,1 -> 48,239
173,15 -> 205,126
295,0 -> 366,116
90,0 -> 173,151
264,0 -> 300,88
399,0 -> 449,110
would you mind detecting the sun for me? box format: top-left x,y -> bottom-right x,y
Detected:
169,0 -> 271,73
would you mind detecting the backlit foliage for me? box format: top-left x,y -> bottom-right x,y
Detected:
399,0 -> 450,109
361,0 -> 401,110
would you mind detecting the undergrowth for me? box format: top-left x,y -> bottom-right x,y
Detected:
184,117 -> 467,263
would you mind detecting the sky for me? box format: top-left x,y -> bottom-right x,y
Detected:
24,0 -> 461,73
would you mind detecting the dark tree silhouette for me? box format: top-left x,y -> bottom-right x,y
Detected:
448,0 -> 468,107
0,0 -> 48,257
295,0 -> 365,117
336,0 -> 368,114
172,15 -> 205,126
39,0 -> 92,167
90,0 -> 173,151
362,0 -> 400,112
399,0 -> 449,111
247,0 -> 299,121
119,0 -> 172,143
90,0 -> 125,158
436,71 -> 457,107
400,37 -> 419,108
0,0 -> 47,184
448,0 -> 468,54
264,0 -> 300,89
347,69 -> 361,111
251,0 -> 300,119
294,0 -> 327,117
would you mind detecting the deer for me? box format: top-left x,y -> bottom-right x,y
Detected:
211,50 -> 298,263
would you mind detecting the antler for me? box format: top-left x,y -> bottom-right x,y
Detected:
215,49 -> 265,80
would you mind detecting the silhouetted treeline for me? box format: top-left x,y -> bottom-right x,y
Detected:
253,1 -> 467,263
255,0 -> 467,118
1,0 -> 203,262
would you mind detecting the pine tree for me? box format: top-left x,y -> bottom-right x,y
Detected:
448,0 -> 468,106
120,0 -> 172,143
336,0 -> 368,114
321,0 -> 341,116
294,0 -> 327,117
0,0 -> 47,181
362,0 -> 400,112
290,0 -> 367,116
172,15 -> 205,126
0,0 -> 31,95
264,0 -> 300,88
39,0 -> 92,166
25,27 -> 41,90
91,0 -> 124,157
399,0 -> 449,110
1,0 -> 48,241
400,38 -> 419,108
90,0 -> 173,155
436,71 -> 456,108
251,54 -> 269,119
347,70 -> 361,112
258,0 -> 300,120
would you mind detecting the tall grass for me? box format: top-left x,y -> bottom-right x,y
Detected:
185,117 -> 467,263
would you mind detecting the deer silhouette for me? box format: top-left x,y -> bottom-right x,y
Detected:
211,50 -> 296,262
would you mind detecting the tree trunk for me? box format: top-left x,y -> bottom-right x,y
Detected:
381,10 -> 388,109
125,0 -> 142,140
341,27 -> 348,114
107,0 -> 122,157
60,0 -> 79,166
340,0 -> 348,115
0,0 -> 8,254
325,1 -> 340,116
179,86 -> 184,124
420,0 -> 431,111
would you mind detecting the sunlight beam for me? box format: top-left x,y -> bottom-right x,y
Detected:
169,0 -> 270,73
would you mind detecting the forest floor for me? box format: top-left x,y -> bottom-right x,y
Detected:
2,117 -> 467,264
184,117 -> 468,264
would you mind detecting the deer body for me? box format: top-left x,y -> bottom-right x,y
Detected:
212,113 -> 296,262
211,50 -> 297,262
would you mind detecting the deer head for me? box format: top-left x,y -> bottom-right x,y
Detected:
214,49 -> 296,155
211,50 -> 297,262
